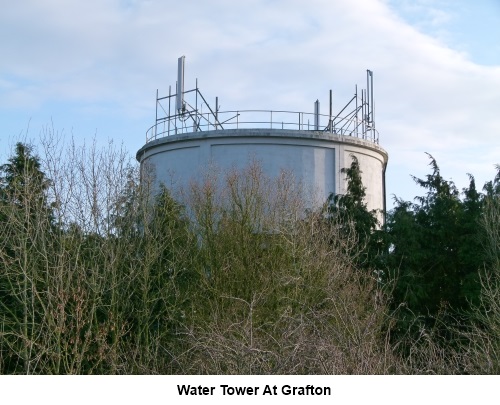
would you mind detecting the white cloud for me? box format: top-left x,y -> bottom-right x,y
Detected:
1,0 -> 499,203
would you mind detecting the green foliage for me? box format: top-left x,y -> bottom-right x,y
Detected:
327,155 -> 378,238
0,141 -> 275,373
1,143 -> 50,205
180,165 -> 392,374
1,138 -> 498,374
386,154 -> 486,338
326,155 -> 383,271
0,142 -> 57,373
457,166 -> 500,373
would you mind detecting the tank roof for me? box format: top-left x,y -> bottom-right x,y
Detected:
145,57 -> 380,147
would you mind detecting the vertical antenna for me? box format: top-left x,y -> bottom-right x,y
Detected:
176,55 -> 185,113
314,99 -> 320,130
366,70 -> 369,125
370,71 -> 374,126
367,69 -> 374,125
370,70 -> 375,134
329,90 -> 333,133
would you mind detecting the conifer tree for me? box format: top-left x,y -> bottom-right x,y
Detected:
387,154 -> 487,336
0,142 -> 55,373
326,155 -> 380,268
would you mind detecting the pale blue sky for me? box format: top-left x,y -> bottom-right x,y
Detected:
387,0 -> 500,65
1,0 -> 499,206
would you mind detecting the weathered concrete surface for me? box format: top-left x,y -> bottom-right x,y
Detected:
137,129 -> 388,219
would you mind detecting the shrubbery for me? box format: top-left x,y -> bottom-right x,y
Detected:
0,134 -> 498,374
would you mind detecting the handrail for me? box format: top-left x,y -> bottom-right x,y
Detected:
145,109 -> 379,144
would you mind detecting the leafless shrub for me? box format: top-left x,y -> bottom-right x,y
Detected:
5,133 -> 493,374
175,162 -> 398,374
0,131 -> 195,374
458,195 -> 500,374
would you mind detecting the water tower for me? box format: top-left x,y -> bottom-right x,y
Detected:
136,56 -> 388,220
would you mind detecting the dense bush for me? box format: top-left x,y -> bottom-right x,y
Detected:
0,135 -> 498,374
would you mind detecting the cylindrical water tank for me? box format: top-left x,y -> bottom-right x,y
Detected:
136,128 -> 388,219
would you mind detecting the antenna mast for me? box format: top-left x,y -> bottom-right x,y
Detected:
176,56 -> 185,113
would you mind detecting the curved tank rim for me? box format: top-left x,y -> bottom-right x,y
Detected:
136,128 -> 388,163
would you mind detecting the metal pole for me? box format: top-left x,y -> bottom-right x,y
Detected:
370,71 -> 375,137
370,70 -> 374,126
215,96 -> 218,129
155,89 -> 158,139
314,100 -> 320,130
174,82 -> 177,134
176,55 -> 185,113
329,90 -> 333,133
355,85 -> 358,138
366,70 -> 370,124
367,70 -> 374,125
195,78 -> 198,132
361,89 -> 365,139
168,85 -> 171,136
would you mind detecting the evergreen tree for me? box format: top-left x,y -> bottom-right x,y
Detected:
0,142 -> 56,373
0,143 -> 52,218
326,155 -> 381,269
482,164 -> 500,271
387,154 -> 486,335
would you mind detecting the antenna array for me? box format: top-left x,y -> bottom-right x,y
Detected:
147,58 -> 379,144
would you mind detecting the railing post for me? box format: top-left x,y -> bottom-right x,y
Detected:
168,85 -> 171,136
155,89 -> 158,139
314,100 -> 320,130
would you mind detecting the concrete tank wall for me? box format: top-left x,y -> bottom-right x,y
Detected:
136,129 -> 388,217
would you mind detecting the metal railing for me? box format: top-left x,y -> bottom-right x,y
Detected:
145,109 -> 379,144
